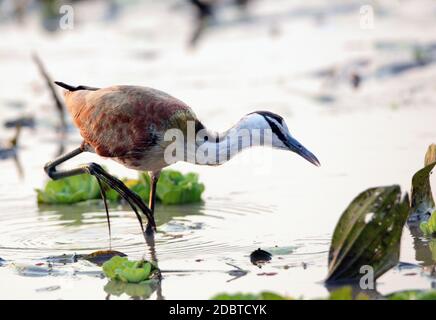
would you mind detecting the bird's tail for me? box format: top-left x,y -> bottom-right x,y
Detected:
54,81 -> 100,92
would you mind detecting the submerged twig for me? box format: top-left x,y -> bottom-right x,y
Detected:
32,53 -> 66,132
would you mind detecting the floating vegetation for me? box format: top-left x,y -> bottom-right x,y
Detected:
326,185 -> 410,284
212,292 -> 289,300
211,287 -> 368,300
36,170 -> 205,205
102,256 -> 159,284
387,290 -> 436,300
36,174 -> 101,204
419,210 -> 436,237
409,144 -> 436,223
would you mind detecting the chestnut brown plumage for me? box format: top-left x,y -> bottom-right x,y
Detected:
44,82 -> 320,238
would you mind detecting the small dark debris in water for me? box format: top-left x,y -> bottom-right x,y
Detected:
302,262 -> 308,269
45,253 -> 79,265
350,72 -> 361,89
250,248 -> 272,267
397,262 -> 420,270
35,262 -> 45,266
283,265 -> 290,270
0,257 -> 4,266
36,285 -> 61,293
195,259 -> 203,262
4,116 -> 35,129
257,272 -> 277,277
82,250 -> 127,266
404,272 -> 418,276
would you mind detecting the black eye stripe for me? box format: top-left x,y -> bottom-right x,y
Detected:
250,111 -> 284,124
264,116 -> 288,146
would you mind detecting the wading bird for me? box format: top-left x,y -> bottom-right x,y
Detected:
45,82 -> 320,235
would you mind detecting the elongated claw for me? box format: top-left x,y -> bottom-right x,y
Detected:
84,163 -> 156,233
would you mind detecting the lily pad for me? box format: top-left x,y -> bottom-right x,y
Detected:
326,185 -> 409,283
36,174 -> 100,204
211,292 -> 289,300
327,286 -> 369,300
150,170 -> 205,205
37,169 -> 205,205
419,210 -> 436,236
387,290 -> 436,300
409,144 -> 436,223
102,256 -> 158,284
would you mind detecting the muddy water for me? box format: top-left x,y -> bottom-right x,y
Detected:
0,0 -> 436,299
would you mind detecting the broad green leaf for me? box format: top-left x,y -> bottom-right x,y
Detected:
102,256 -> 157,283
36,174 -> 101,204
327,286 -> 369,300
410,144 -> 436,221
387,290 -> 436,300
419,210 -> 436,236
102,256 -> 127,280
211,292 -> 289,300
326,185 -> 409,283
155,170 -> 205,205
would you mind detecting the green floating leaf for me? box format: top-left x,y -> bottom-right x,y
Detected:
419,210 -> 436,236
387,290 -> 436,300
326,185 -> 410,284
410,144 -> 436,221
327,286 -> 369,300
102,256 -> 158,284
36,174 -> 101,204
36,170 -> 204,205
211,292 -> 289,300
154,170 -> 205,205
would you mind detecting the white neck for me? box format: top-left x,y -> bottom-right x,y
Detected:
191,114 -> 272,166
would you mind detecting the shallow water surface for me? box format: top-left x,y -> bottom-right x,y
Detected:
1,0 -> 436,299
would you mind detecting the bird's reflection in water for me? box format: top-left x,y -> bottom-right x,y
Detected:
408,224 -> 436,269
38,202 -> 207,300
0,125 -> 24,179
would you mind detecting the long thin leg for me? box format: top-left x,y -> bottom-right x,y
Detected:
44,147 -> 156,233
96,177 -> 112,247
146,171 -> 160,235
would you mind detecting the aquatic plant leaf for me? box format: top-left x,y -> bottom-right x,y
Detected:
410,144 -> 436,222
326,185 -> 409,283
102,256 -> 157,284
102,256 -> 126,280
153,170 -> 205,205
419,210 -> 436,236
327,286 -> 369,300
387,290 -> 436,300
36,174 -> 101,204
211,292 -> 289,300
37,169 -> 204,205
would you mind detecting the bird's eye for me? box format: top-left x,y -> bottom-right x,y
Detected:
204,136 -> 209,141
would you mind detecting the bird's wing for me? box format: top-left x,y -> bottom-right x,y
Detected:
63,85 -> 195,158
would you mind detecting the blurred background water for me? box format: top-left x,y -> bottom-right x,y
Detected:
0,0 -> 435,299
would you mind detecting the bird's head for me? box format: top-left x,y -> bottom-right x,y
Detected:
242,111 -> 321,167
